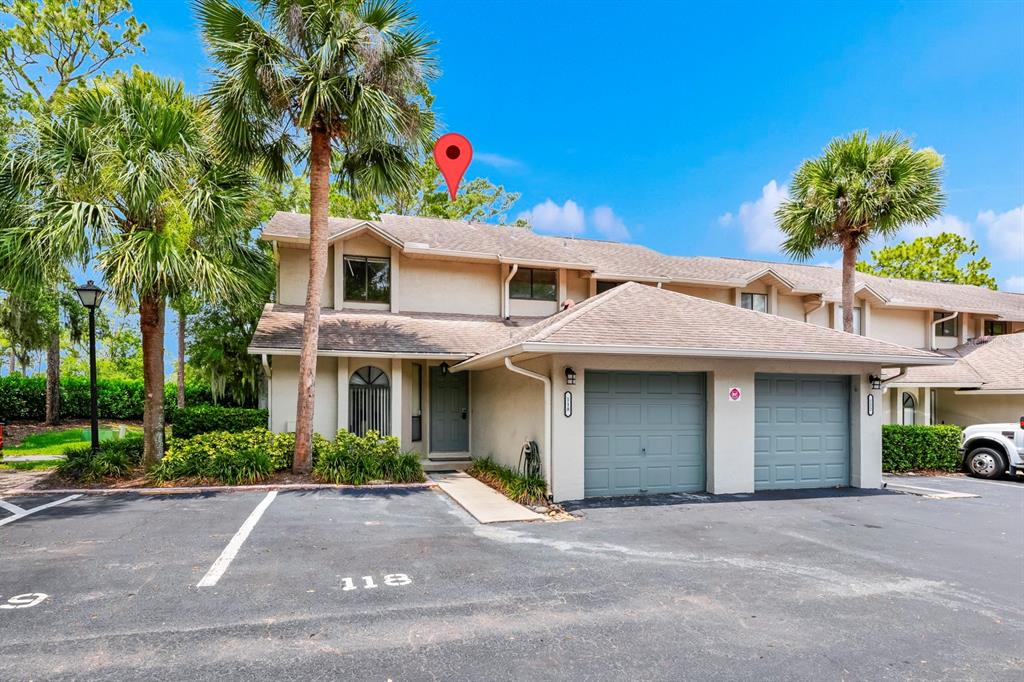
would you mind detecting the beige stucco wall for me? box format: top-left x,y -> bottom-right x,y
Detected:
663,284 -> 733,304
934,390 -> 1024,426
400,257 -> 501,315
278,245 -> 333,307
469,359 -> 546,471
776,294 -> 808,322
565,269 -> 589,303
542,353 -> 882,502
268,355 -> 338,437
871,307 -> 928,349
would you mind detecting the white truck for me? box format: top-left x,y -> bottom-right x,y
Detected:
961,417 -> 1024,479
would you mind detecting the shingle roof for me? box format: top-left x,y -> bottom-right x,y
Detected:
261,212 -> 1024,321
464,282 -> 945,367
249,305 -> 541,357
891,333 -> 1024,391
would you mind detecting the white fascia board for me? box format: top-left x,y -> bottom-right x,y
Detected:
454,342 -> 953,371
326,222 -> 403,249
743,267 -> 797,292
953,388 -> 1024,395
247,347 -> 470,360
499,256 -> 594,270
588,272 -> 671,283
887,381 -> 984,389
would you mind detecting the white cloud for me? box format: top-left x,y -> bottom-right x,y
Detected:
590,206 -> 630,240
899,214 -> 972,241
978,205 -> 1024,261
475,152 -> 523,170
1003,275 -> 1024,293
517,199 -> 585,235
723,180 -> 789,253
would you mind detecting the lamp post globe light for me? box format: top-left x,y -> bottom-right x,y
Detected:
74,280 -> 105,454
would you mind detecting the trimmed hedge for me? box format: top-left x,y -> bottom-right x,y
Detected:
149,429 -> 294,485
882,424 -> 963,473
0,375 -> 217,421
313,430 -> 424,485
171,406 -> 269,439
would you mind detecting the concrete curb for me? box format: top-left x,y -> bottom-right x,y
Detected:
883,481 -> 980,499
2,481 -> 438,496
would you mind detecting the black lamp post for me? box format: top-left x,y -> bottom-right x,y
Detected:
74,280 -> 105,454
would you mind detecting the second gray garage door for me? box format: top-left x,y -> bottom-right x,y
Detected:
754,374 -> 850,490
584,371 -> 706,497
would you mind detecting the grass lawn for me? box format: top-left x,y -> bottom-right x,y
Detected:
3,427 -> 140,456
0,459 -> 58,471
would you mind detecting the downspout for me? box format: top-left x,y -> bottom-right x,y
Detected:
881,367 -> 907,386
804,298 -> 826,323
502,263 -> 519,320
504,357 -> 553,498
261,354 -> 272,429
930,311 -> 958,350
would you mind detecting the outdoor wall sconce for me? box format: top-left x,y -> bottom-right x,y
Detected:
564,367 -> 577,385
869,374 -> 882,390
439,361 -> 450,375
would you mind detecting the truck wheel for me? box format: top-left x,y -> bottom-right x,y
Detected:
965,447 -> 1007,479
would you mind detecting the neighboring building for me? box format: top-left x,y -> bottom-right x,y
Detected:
884,333 -> 1024,427
249,212 -> 1022,501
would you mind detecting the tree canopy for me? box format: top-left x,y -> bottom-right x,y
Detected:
857,232 -> 997,289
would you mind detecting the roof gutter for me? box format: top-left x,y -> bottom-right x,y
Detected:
453,342 -> 954,372
246,347 -> 470,361
504,357 -> 552,499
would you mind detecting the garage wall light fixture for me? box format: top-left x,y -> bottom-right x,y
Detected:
439,361 -> 450,375
564,367 -> 576,385
868,375 -> 882,390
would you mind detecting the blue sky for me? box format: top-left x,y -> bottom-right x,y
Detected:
133,0 -> 1023,287
37,1 -> 1022,377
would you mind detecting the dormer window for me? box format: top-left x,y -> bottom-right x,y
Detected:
344,256 -> 390,303
984,320 -> 1007,336
510,268 -> 557,301
740,292 -> 768,313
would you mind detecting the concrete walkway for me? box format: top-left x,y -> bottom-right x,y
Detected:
430,471 -> 545,523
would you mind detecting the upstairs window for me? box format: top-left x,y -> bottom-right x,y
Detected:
838,305 -> 864,335
933,312 -> 957,337
740,292 -> 768,313
596,280 -> 621,294
345,256 -> 390,303
984,320 -> 1008,336
510,268 -> 557,301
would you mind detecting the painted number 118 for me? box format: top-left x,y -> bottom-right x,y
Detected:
340,574 -> 412,591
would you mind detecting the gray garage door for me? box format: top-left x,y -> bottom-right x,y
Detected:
754,374 -> 850,490
584,371 -> 706,497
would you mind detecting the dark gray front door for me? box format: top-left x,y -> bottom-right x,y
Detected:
754,374 -> 850,490
584,371 -> 706,497
430,367 -> 469,452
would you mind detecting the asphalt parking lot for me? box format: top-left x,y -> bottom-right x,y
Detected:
1,476 -> 1022,681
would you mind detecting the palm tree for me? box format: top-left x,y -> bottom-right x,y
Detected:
195,0 -> 436,472
776,131 -> 945,333
4,69 -> 272,465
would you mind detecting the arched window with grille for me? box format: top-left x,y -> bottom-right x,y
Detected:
350,366 -> 390,436
902,392 -> 916,425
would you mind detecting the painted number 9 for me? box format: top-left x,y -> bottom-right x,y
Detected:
0,593 -> 48,609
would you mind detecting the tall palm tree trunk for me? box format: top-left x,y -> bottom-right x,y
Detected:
841,243 -> 857,334
140,294 -> 166,467
45,331 -> 61,425
293,126 -> 331,474
176,311 -> 186,409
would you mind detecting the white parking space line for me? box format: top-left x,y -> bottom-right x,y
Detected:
0,495 -> 82,528
0,500 -> 27,515
197,491 -> 277,588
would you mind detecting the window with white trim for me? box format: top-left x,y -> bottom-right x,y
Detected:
902,392 -> 916,425
837,305 -> 864,335
349,366 -> 390,436
344,256 -> 390,303
933,312 -> 957,337
740,292 -> 767,313
510,268 -> 557,301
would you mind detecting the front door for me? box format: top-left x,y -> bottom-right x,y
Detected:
430,367 -> 469,452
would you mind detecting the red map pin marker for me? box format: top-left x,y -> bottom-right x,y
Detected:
433,133 -> 472,200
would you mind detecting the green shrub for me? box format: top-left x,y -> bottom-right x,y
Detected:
882,424 -> 963,473
313,430 -> 424,485
56,435 -> 144,482
0,375 -> 221,421
150,428 -> 292,484
468,457 -> 547,505
171,406 -> 268,439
